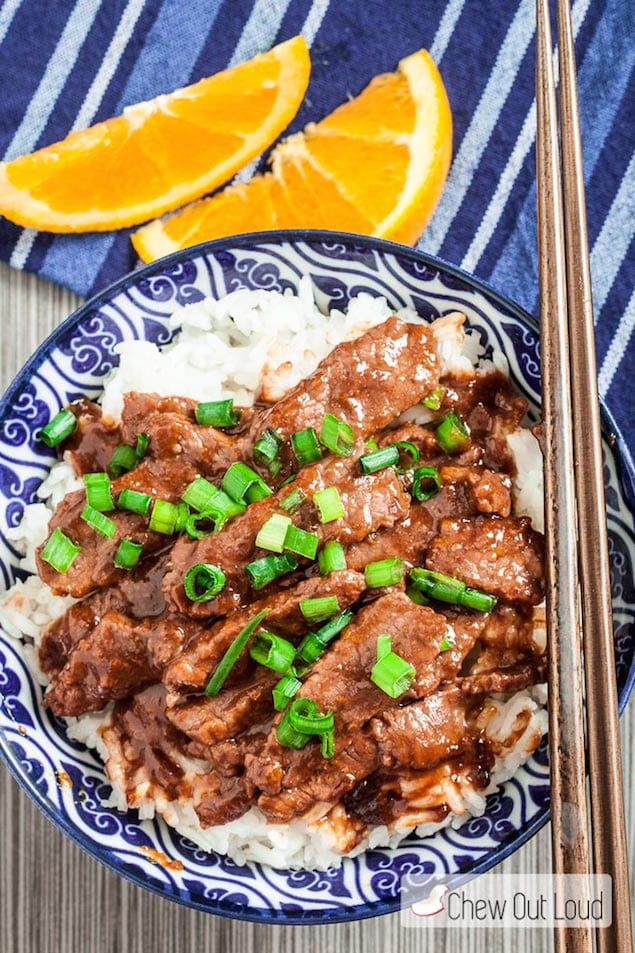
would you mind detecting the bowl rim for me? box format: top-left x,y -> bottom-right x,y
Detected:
1,228 -> 634,925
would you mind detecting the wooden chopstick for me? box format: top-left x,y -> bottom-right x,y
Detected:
555,1 -> 633,950
536,2 -> 633,951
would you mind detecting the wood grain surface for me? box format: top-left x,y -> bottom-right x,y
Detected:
1,261 -> 633,953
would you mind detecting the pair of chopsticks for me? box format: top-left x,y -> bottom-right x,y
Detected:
536,1 -> 632,951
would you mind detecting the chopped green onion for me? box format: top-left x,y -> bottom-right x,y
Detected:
359,445 -> 399,474
135,433 -> 149,460
108,443 -> 138,477
39,408 -> 77,447
317,540 -> 347,574
117,488 -> 151,516
113,539 -> 143,570
313,486 -> 345,523
295,633 -> 326,666
394,441 -> 420,473
174,501 -> 191,532
320,729 -> 335,758
279,487 -> 307,514
222,461 -> 272,504
406,583 -> 429,605
421,386 -> 445,411
205,609 -> 269,697
412,466 -> 442,502
276,706 -> 312,749
319,414 -> 355,456
296,609 -> 354,664
255,513 -> 292,553
81,504 -> 116,539
83,472 -> 114,512
283,525 -> 319,560
149,499 -> 178,534
183,563 -> 226,602
291,427 -> 323,466
370,650 -> 416,698
376,634 -> 392,660
249,632 -> 296,673
246,552 -> 298,589
440,626 -> 457,652
207,490 -> 247,521
364,557 -> 406,588
185,511 -> 222,538
365,436 -> 379,451
253,428 -> 284,470
299,595 -> 340,624
276,697 -> 335,756
182,477 -> 220,512
195,399 -> 241,428
272,672 -> 302,711
436,412 -> 471,454
40,526 -> 80,573
409,568 -> 497,612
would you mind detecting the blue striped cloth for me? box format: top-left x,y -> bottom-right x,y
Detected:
0,0 -> 633,451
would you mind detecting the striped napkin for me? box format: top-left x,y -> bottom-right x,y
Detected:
0,0 -> 633,450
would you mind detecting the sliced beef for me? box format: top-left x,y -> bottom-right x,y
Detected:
65,399 -> 122,474
458,659 -> 546,695
344,503 -> 434,571
443,371 -> 528,438
439,465 -> 512,517
426,515 -> 545,604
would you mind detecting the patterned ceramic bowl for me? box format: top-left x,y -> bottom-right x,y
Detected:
1,232 -> 634,924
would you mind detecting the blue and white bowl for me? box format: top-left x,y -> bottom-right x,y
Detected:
1,231 -> 634,923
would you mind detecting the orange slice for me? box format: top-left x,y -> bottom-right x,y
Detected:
132,49 -> 452,262
0,36 -> 310,232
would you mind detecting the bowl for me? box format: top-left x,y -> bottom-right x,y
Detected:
1,230 -> 634,923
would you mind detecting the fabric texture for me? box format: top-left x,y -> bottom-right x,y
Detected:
0,0 -> 632,449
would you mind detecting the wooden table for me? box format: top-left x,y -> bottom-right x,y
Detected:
1,260 -> 633,953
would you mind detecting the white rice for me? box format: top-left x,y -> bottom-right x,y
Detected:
0,283 -> 546,869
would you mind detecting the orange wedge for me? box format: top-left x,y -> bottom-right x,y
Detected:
0,36 -> 310,232
132,49 -> 452,262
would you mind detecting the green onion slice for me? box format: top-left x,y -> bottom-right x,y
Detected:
40,527 -> 80,573
320,729 -> 335,758
249,631 -> 296,673
205,609 -> 270,697
291,427 -> 323,466
318,540 -> 347,574
421,386 -> 445,411
411,466 -> 442,502
313,486 -> 345,523
376,634 -> 392,660
113,539 -> 143,570
81,504 -> 116,539
149,499 -> 178,534
255,513 -> 292,553
319,414 -> 355,456
195,399 -> 241,428
299,595 -> 340,624
246,552 -> 298,589
406,583 -> 429,605
182,477 -> 219,512
364,557 -> 406,588
39,408 -> 77,447
83,472 -> 114,512
183,563 -> 226,602
279,487 -> 307,514
296,609 -> 354,664
117,488 -> 151,516
440,626 -> 457,652
222,461 -> 272,504
276,697 -> 335,756
283,525 -> 319,560
174,501 -> 191,532
359,445 -> 399,474
253,428 -> 284,469
108,443 -> 138,477
394,441 -> 420,473
436,411 -> 471,454
135,433 -> 149,461
370,649 -> 416,698
185,511 -> 222,539
272,672 -> 302,711
409,568 -> 497,612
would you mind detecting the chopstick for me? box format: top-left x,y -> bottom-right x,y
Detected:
536,2 -> 633,952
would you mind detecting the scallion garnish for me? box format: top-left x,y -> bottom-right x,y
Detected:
405,583 -> 429,605
253,428 -> 284,471
283,525 -> 319,560
182,477 -> 219,512
421,386 -> 445,411
279,487 -> 307,514
370,636 -> 416,698
174,501 -> 191,532
313,486 -> 345,523
319,414 -> 355,456
255,513 -> 292,553
135,433 -> 149,460
249,632 -> 296,673
117,488 -> 151,516
364,557 -> 406,588
411,466 -> 442,501
440,626 -> 457,652
358,445 -> 399,474
149,499 -> 178,534
183,563 -> 226,602
40,526 -> 80,573
276,697 -> 335,758
436,411 -> 471,454
291,427 -> 323,466
296,609 -> 354,664
409,568 -> 497,612
108,443 -> 138,477
245,552 -> 298,589
195,399 -> 241,428
185,511 -> 222,539
318,540 -> 347,574
394,441 -> 420,473
222,461 -> 272,504
113,538 -> 143,570
299,595 -> 340,624
81,504 -> 116,539
272,672 -> 302,711
39,408 -> 77,447
83,472 -> 114,512
205,609 -> 270,696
